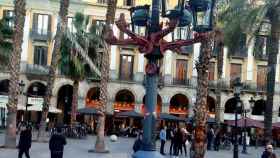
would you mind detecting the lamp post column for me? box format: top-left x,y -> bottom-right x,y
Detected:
234,96 -> 240,158
242,109 -> 247,154
142,0 -> 160,151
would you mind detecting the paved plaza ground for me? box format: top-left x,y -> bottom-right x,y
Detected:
1,132 -> 280,158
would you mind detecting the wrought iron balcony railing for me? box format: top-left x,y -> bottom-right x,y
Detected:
172,78 -> 192,86
25,64 -> 49,75
30,29 -> 52,41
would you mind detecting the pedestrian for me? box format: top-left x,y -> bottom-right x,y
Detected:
262,144 -> 277,158
173,127 -> 182,157
207,127 -> 214,150
160,126 -> 167,155
181,128 -> 188,156
169,127 -> 175,155
49,127 -> 67,158
214,130 -> 221,151
133,133 -> 143,153
18,123 -> 32,158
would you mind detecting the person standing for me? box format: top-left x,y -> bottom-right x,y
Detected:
214,130 -> 221,151
160,126 -> 167,155
181,128 -> 188,156
18,124 -> 32,158
49,127 -> 67,158
173,127 -> 182,157
169,127 -> 175,155
207,127 -> 214,150
262,145 -> 277,158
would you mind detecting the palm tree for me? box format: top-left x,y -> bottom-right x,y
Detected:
192,34 -> 213,158
221,0 -> 280,143
5,0 -> 26,148
93,0 -> 117,153
37,0 -> 69,141
60,12 -> 101,126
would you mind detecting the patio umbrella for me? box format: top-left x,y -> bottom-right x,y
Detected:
115,111 -> 143,118
158,113 -> 185,121
77,107 -> 99,115
186,117 -> 217,124
226,117 -> 264,128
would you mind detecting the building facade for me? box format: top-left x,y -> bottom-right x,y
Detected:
0,0 -> 280,127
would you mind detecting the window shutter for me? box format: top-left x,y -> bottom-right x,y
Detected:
33,13 -> 38,31
48,15 -> 51,33
34,46 -> 39,65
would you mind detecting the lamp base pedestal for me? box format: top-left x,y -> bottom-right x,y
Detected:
132,150 -> 164,158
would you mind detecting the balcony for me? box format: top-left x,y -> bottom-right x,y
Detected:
254,52 -> 268,60
25,64 -> 49,76
172,78 -> 192,86
30,29 -> 52,41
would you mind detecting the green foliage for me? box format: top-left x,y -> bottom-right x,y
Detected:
218,0 -> 268,54
59,12 -> 101,81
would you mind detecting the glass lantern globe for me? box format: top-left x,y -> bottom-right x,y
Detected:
189,0 -> 215,33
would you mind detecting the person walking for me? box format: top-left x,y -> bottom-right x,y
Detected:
49,127 -> 67,158
160,126 -> 167,155
133,133 -> 143,153
18,123 -> 32,158
262,144 -> 277,158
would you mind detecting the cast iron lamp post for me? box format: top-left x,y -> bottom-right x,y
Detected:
105,0 -> 215,157
233,78 -> 242,158
19,80 -> 27,121
241,97 -> 255,154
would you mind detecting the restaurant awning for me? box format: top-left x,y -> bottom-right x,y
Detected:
225,117 -> 264,128
158,113 -> 185,121
186,116 -> 217,124
115,111 -> 143,118
273,122 -> 280,128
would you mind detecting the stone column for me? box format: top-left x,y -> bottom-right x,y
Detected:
191,43 -> 201,86
21,11 -> 30,62
161,103 -> 169,114
163,34 -> 173,85
134,101 -> 143,113
110,24 -> 119,80
134,54 -> 145,82
246,37 -> 255,81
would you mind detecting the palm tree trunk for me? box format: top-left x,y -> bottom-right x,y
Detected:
93,0 -> 117,153
5,0 -> 26,148
214,29 -> 224,124
71,80 -> 79,126
37,0 -> 69,141
192,36 -> 212,158
264,8 -> 280,143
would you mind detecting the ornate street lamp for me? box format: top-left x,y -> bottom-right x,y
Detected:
259,19 -> 271,36
189,0 -> 216,33
104,0 -> 215,157
233,78 -> 243,158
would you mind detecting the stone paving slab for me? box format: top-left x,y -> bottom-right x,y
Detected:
1,133 -> 280,158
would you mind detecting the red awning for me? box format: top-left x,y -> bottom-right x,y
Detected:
225,117 -> 264,128
273,122 -> 280,128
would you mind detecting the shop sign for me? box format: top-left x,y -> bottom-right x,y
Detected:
0,95 -> 8,108
28,97 -> 44,106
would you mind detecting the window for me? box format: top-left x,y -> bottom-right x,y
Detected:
33,46 -> 48,66
254,35 -> 267,59
230,64 -> 242,87
257,66 -> 267,91
92,19 -> 105,35
3,10 -> 14,28
124,0 -> 134,6
175,60 -> 188,83
33,13 -> 51,35
67,17 -> 76,33
119,55 -> 134,80
97,0 -> 107,4
208,62 -> 215,81
230,33 -> 247,57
